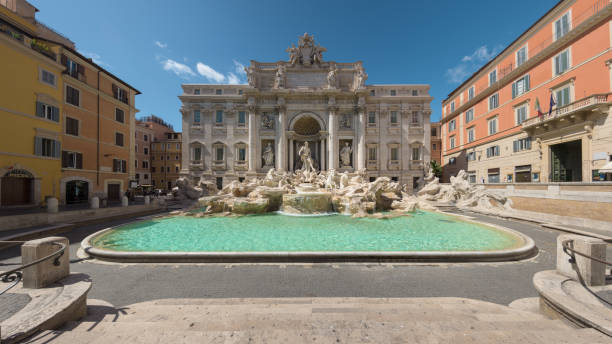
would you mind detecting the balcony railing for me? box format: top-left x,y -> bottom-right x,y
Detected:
0,22 -> 57,62
521,93 -> 610,129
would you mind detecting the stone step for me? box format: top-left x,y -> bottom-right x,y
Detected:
508,297 -> 546,316
28,327 -> 610,344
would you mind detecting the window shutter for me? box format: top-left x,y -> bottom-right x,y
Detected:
512,82 -> 517,99
525,74 -> 530,91
52,106 -> 60,122
562,15 -> 569,35
77,64 -> 84,75
563,52 -> 569,72
36,102 -> 44,117
61,54 -> 68,67
526,138 -> 532,150
34,137 -> 42,155
54,140 -> 61,158
122,160 -> 127,173
62,151 -> 69,167
513,141 -> 518,152
112,84 -> 118,98
76,153 -> 83,169
555,56 -> 560,75
555,20 -> 561,40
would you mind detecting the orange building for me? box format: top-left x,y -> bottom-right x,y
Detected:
135,121 -> 153,186
430,122 -> 441,166
441,0 -> 612,183
151,132 -> 182,192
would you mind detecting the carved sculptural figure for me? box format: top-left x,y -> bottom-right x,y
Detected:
274,65 -> 285,89
263,143 -> 274,167
339,114 -> 351,129
287,43 -> 299,65
340,142 -> 352,167
340,171 -> 349,189
325,168 -> 337,190
327,66 -> 337,89
262,113 -> 274,129
297,141 -> 316,172
245,65 -> 255,86
354,64 -> 368,89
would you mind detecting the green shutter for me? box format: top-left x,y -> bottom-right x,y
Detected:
52,106 -> 60,122
54,140 -> 61,158
512,83 -> 517,99
513,141 -> 518,152
525,74 -> 530,91
76,153 -> 83,169
36,102 -> 44,117
34,137 -> 42,155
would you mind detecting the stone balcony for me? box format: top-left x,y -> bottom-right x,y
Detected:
410,160 -> 424,170
521,94 -> 610,131
189,160 -> 204,170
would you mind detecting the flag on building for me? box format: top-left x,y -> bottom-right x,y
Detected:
535,97 -> 543,116
548,93 -> 556,116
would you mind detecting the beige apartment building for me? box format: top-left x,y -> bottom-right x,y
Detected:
134,121 -> 153,186
151,132 -> 182,192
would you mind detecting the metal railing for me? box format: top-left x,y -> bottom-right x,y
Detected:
562,239 -> 612,267
0,241 -> 66,295
521,93 -> 611,128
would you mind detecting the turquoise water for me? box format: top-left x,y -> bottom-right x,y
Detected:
92,211 -> 521,252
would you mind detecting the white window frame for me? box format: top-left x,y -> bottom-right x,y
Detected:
450,101 -> 455,113
553,10 -> 572,42
488,93 -> 499,110
450,136 -> 456,149
553,48 -> 571,77
467,127 -> 475,143
488,116 -> 498,135
39,68 -> 57,87
235,143 -> 247,162
367,111 -> 377,127
515,103 -> 529,125
553,83 -> 573,108
515,44 -> 528,67
468,86 -> 475,100
449,119 -> 456,132
489,68 -> 497,86
465,108 -> 474,123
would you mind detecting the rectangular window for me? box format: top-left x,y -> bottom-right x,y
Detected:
194,89 -> 200,95
41,69 -> 56,86
112,84 -> 129,104
144,147 -> 148,155
516,46 -> 527,67
431,127 -> 437,136
489,69 -> 497,85
450,136 -> 455,149
449,157 -> 456,165
238,111 -> 246,125
512,75 -> 530,98
61,151 -> 82,169
215,147 -> 224,161
467,151 -> 476,161
115,132 -> 124,146
486,145 -> 500,158
554,12 -> 570,41
142,161 -> 148,168
66,117 -> 79,136
113,159 -> 127,173
238,147 -> 246,161
35,137 -> 61,158
450,101 -> 455,112
390,147 -> 399,161
449,119 -> 456,131
144,135 -> 148,142
390,111 -> 398,124
36,102 -> 59,122
135,145 -> 138,153
554,50 -> 569,75
555,86 -> 571,107
516,105 -> 528,124
488,117 -> 497,135
215,89 -> 222,95
368,147 -> 377,161
465,109 -> 474,123
411,112 -> 419,124
411,147 -> 420,161
488,169 -> 500,183
194,110 -> 201,123
468,86 -> 474,100
390,90 -> 396,96
513,137 -> 532,152
489,93 -> 499,110
115,108 -> 125,123
412,90 -> 418,96
215,110 -> 223,124
66,85 -> 79,106
368,111 -> 376,125
135,159 -> 138,168
370,90 -> 375,96
467,127 -> 475,143
194,147 -> 201,161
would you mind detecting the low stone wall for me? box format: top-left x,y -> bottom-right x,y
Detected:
0,203 -> 164,232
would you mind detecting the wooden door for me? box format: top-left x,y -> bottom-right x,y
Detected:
107,183 -> 121,201
1,177 -> 32,206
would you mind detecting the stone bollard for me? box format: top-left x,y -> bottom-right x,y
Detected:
46,197 -> 58,213
556,234 -> 607,286
90,196 -> 99,209
144,195 -> 150,205
122,196 -> 129,207
21,236 -> 70,289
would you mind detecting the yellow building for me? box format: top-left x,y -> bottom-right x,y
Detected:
0,2 -> 65,207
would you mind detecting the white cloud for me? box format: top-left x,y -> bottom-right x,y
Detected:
155,41 -> 167,49
233,60 -> 246,75
445,45 -> 501,84
161,59 -> 195,78
196,62 -> 226,83
227,72 -> 240,85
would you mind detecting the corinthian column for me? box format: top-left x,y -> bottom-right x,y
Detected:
277,101 -> 287,171
248,103 -> 257,172
328,107 -> 338,170
357,105 -> 366,170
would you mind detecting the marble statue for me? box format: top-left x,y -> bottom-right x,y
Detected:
339,171 -> 349,189
339,114 -> 352,129
263,143 -> 274,167
327,66 -> 337,89
340,142 -> 353,167
274,65 -> 285,89
287,43 -> 299,65
354,64 -> 368,89
297,141 -> 316,172
325,168 -> 337,190
245,65 -> 255,86
286,33 -> 326,66
261,113 -> 274,129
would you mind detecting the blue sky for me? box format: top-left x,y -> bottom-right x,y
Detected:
30,0 -> 558,130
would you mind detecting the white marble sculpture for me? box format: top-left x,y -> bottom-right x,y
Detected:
297,141 -> 316,172
263,143 -> 275,167
340,142 -> 352,167
327,66 -> 337,89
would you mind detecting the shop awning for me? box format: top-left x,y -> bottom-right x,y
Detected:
599,161 -> 612,173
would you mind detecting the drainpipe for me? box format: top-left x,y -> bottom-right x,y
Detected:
96,70 -> 100,186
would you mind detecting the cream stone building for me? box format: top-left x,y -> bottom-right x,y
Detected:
179,34 -> 433,190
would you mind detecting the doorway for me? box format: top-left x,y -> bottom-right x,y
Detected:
66,180 -> 89,204
550,140 -> 582,182
107,183 -> 121,202
1,175 -> 33,206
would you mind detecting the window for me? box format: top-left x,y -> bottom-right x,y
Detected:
61,151 -> 82,168
486,145 -> 500,158
136,173 -> 140,180
176,144 -> 180,149
194,110 -> 200,123
161,155 -> 164,160
115,132 -> 124,146
512,75 -> 530,98
411,147 -> 420,161
215,89 -> 222,95
450,136 -> 455,149
467,127 -> 475,143
34,137 -> 60,158
468,173 -> 476,183
61,56 -> 81,79
66,85 -> 79,106
468,86 -> 474,100
215,110 -> 223,124
144,174 -> 148,180
465,109 -> 474,123
390,90 -> 396,96
175,166 -> 179,172
66,117 -> 79,136
41,69 -> 56,86
489,69 -> 497,85
516,46 -> 527,67
513,137 -> 532,152
166,166 -> 170,173
144,134 -> 148,142
151,167 -> 156,172
555,86 -> 571,107
390,147 -> 399,161
194,147 -> 202,161
390,111 -> 398,125
112,84 -> 129,104
135,159 -> 138,168
515,105 -> 528,124
431,127 -> 437,136
370,90 -> 375,96
142,161 -> 148,168
115,108 -> 125,123
554,12 -> 570,41
432,143 -> 437,151
554,50 -> 570,76
412,90 -> 418,96
36,102 -> 59,122
238,90 -> 243,95
368,111 -> 376,125
488,117 -> 497,135
450,101 -> 455,112
368,147 -> 377,161
488,168 -> 500,183
238,146 -> 246,161
144,147 -> 148,155
449,157 -> 456,165
113,159 -> 127,173
411,112 -> 420,125
194,89 -> 200,95
238,111 -> 246,125
135,145 -> 138,153
448,119 -> 456,131
467,151 -> 476,161
489,93 -> 499,110
215,146 -> 224,161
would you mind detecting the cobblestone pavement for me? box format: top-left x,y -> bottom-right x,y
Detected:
0,211 -> 609,308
